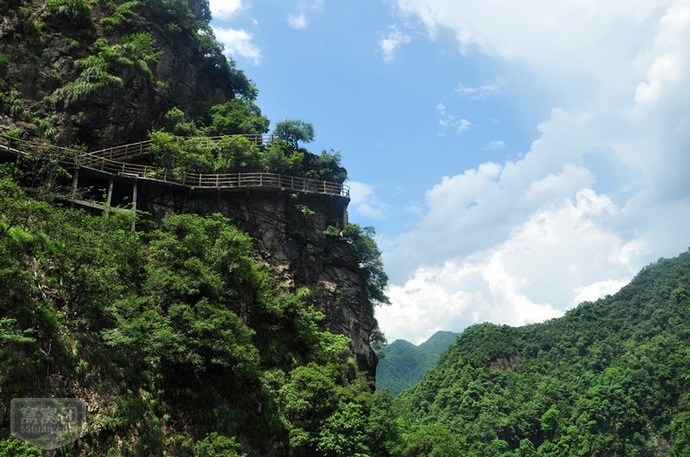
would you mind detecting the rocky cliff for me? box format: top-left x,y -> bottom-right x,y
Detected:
137,183 -> 379,375
0,0 -> 380,376
0,0 -> 253,147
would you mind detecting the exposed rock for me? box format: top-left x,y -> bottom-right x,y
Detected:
133,182 -> 379,376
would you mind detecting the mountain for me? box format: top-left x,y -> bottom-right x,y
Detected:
0,0 -> 256,148
418,330 -> 460,358
397,249 -> 690,456
376,331 -> 458,395
0,1 -> 393,455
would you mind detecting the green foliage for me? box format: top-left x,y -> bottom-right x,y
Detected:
120,32 -> 160,76
394,423 -> 468,457
0,176 -> 399,454
214,135 -> 262,172
397,249 -> 690,456
144,131 -> 347,180
274,119 -> 315,148
101,0 -> 140,30
45,0 -> 93,29
0,317 -> 35,344
205,99 -> 270,136
338,224 -> 390,305
309,149 -> 347,183
194,433 -> 246,457
164,107 -> 198,136
148,129 -> 186,170
47,32 -> 159,109
0,437 -> 42,456
48,54 -> 123,108
0,55 -> 8,75
376,331 -> 458,395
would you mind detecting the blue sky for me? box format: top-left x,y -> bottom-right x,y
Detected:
210,0 -> 690,344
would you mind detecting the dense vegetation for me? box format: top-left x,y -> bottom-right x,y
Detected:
398,250 -> 690,456
376,331 -> 458,396
2,0 -> 690,455
0,173 -> 398,455
141,127 -> 347,183
0,0 -> 262,147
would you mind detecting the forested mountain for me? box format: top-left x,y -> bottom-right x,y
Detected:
398,250 -> 690,456
0,0 -> 394,455
376,331 -> 458,395
2,0 -> 690,456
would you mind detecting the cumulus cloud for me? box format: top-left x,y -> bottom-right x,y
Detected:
379,26 -> 412,62
348,181 -> 389,219
209,0 -> 243,20
378,0 -> 690,343
213,27 -> 262,65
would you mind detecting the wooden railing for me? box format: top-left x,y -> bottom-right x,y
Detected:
0,134 -> 350,198
85,133 -> 276,162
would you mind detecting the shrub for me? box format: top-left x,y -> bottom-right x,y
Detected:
0,55 -> 9,75
194,433 -> 246,457
45,0 -> 93,29
47,54 -> 122,107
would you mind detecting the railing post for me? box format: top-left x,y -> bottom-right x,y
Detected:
71,168 -> 79,197
106,178 -> 114,207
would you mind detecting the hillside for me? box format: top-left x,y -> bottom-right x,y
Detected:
398,249 -> 690,456
376,331 -> 458,395
0,179 -> 396,456
0,0 -> 257,147
0,1 -> 396,455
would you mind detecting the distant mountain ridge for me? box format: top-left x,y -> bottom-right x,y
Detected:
376,330 -> 458,395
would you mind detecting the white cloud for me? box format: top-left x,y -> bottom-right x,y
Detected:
377,1 -> 690,343
573,279 -> 630,305
379,187 -> 638,343
437,102 -> 471,135
348,181 -> 389,219
379,26 -> 412,63
483,140 -> 505,151
209,0 -> 243,20
287,12 -> 308,29
212,27 -> 262,65
456,78 -> 505,99
286,1 -> 325,29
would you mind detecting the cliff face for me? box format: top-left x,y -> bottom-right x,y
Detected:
137,183 -> 378,375
0,0 -> 250,147
0,0 -> 379,375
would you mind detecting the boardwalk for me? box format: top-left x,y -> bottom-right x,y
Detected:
0,134 -> 350,198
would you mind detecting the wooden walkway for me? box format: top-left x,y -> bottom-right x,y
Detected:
0,134 -> 350,198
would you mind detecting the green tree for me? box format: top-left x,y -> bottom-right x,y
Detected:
339,224 -> 390,305
205,99 -> 269,136
274,119 -> 315,148
395,423 -> 468,457
194,433 -> 246,457
214,135 -> 262,172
